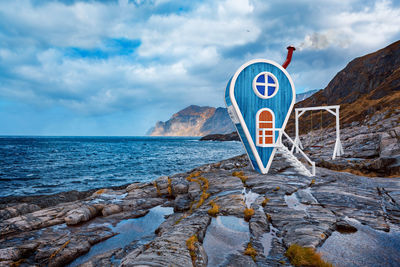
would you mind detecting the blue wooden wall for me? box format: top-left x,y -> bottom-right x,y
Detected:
225,61 -> 294,172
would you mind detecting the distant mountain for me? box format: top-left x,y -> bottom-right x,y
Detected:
296,89 -> 318,102
148,90 -> 319,136
288,39 -> 400,133
148,105 -> 235,136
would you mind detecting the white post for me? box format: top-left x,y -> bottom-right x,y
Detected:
294,109 -> 303,152
332,106 -> 344,159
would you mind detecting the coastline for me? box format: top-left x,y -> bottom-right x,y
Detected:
1,111 -> 399,266
1,152 -> 399,266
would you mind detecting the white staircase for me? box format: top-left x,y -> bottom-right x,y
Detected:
277,145 -> 313,177
276,131 -> 316,177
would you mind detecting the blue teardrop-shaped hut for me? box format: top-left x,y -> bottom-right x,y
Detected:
225,59 -> 296,174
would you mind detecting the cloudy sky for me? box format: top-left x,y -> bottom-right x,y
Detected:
1,0 -> 400,135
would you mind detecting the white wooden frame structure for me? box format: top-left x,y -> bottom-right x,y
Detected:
294,105 -> 344,160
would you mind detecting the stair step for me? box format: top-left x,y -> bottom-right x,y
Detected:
277,146 -> 312,177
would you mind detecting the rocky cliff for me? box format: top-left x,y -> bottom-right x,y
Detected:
148,105 -> 235,136
288,40 -> 400,134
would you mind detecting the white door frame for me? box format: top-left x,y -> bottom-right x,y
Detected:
294,105 -> 344,160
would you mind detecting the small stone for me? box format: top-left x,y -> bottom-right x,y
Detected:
174,195 -> 191,212
172,183 -> 188,195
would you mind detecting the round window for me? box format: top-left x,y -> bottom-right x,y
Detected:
252,72 -> 279,99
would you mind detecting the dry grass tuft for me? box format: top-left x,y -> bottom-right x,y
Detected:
207,200 -> 219,217
153,181 -> 161,196
244,207 -> 255,222
310,179 -> 316,186
95,189 -> 106,194
167,177 -> 172,196
273,186 -> 280,191
244,242 -> 257,261
261,197 -> 270,207
186,235 -> 198,264
285,244 -> 333,267
49,240 -> 70,261
232,171 -> 248,184
174,214 -> 187,225
198,176 -> 209,191
196,191 -> 210,208
11,259 -> 26,267
186,171 -> 201,181
176,174 -> 210,224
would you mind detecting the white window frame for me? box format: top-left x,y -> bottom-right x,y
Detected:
252,72 -> 279,99
256,108 -> 276,147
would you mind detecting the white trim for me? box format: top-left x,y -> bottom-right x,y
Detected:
296,105 -> 340,112
229,59 -> 296,174
252,72 -> 279,99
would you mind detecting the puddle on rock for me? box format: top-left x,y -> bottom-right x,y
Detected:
284,192 -> 308,212
259,223 -> 282,257
318,219 -> 400,267
242,188 -> 259,208
203,216 -> 250,266
68,205 -> 173,267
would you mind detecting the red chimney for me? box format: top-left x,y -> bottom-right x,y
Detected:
282,46 -> 296,69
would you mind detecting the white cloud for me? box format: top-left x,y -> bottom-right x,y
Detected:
298,0 -> 400,51
1,0 -> 400,134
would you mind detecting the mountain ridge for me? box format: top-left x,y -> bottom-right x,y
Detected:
147,90 -> 319,136
148,105 -> 235,136
286,39 -> 400,134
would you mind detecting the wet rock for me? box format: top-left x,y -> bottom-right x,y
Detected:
336,220 -> 358,233
102,204 -> 122,216
79,248 -> 122,267
48,240 -> 91,267
174,194 -> 191,212
172,182 -> 189,195
0,203 -> 41,221
249,208 -> 269,238
0,204 -> 75,236
120,213 -> 211,267
222,253 -> 258,267
65,205 -> 100,225
296,189 -> 318,205
121,198 -> 164,212
0,243 -> 39,261
0,138 -> 399,267
380,128 -> 400,157
125,183 -> 148,192
200,131 -> 240,141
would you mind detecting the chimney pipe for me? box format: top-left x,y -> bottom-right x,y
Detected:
282,45 -> 296,69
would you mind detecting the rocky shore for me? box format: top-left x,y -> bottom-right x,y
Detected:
200,132 -> 240,142
297,109 -> 400,177
1,110 -> 399,267
1,148 -> 399,266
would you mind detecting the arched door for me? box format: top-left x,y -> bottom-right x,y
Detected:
256,108 -> 275,147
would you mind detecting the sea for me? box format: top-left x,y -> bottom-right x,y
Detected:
0,136 -> 244,197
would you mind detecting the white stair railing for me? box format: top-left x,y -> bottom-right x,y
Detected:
277,131 -> 316,176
